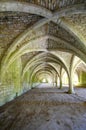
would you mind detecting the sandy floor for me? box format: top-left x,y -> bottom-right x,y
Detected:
0,85 -> 86,130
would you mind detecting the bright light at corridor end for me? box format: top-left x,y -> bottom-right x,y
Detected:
42,78 -> 52,83
42,78 -> 46,83
39,75 -> 53,83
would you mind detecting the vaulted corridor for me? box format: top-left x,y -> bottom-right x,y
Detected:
0,0 -> 86,130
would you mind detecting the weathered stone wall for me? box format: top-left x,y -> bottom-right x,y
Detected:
22,71 -> 31,92
0,58 -> 22,106
0,57 -> 37,106
78,71 -> 86,87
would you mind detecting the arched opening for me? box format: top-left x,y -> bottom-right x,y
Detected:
62,72 -> 68,86
73,72 -> 79,86
42,78 -> 47,83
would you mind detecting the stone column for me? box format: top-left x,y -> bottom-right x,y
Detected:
68,73 -> 75,94
68,55 -> 75,94
59,67 -> 62,89
59,76 -> 62,89
55,74 -> 58,87
52,74 -> 55,87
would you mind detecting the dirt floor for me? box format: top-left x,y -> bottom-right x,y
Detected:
0,85 -> 86,130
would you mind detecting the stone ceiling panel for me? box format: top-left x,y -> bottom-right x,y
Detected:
21,51 -> 42,67
48,22 -> 86,55
51,50 -> 73,70
48,39 -> 75,53
11,0 -> 85,11
77,62 -> 86,72
0,12 -> 42,59
63,14 -> 86,46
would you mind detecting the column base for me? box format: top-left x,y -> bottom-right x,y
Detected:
67,88 -> 75,94
59,86 -> 62,89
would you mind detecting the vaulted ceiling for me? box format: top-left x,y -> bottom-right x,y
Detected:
0,0 -> 86,81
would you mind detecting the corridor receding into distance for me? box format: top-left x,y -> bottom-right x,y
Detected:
0,0 -> 86,130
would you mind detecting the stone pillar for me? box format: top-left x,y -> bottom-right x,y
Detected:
52,74 -> 54,87
59,67 -> 62,89
68,55 -> 75,94
55,74 -> 58,87
59,76 -> 62,89
68,73 -> 75,94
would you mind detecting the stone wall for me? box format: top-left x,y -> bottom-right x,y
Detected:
78,71 -> 86,87
0,58 -> 22,106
